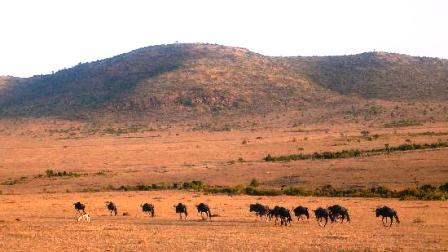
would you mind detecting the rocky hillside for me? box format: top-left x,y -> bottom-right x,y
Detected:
0,44 -> 447,121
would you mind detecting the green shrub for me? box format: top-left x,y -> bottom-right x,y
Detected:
249,178 -> 260,187
439,182 -> 448,192
100,181 -> 447,201
44,169 -> 81,178
384,119 -> 422,128
264,141 -> 448,162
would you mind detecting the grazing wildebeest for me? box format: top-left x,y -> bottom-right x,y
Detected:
293,206 -> 310,222
328,204 -> 350,223
270,206 -> 292,226
278,207 -> 293,226
174,203 -> 188,219
249,203 -> 270,220
105,201 -> 118,216
313,207 -> 330,227
268,206 -> 281,224
376,206 -> 400,227
196,203 -> 212,220
141,203 -> 155,217
73,202 -> 86,214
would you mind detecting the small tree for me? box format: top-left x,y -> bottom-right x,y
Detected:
249,178 -> 260,187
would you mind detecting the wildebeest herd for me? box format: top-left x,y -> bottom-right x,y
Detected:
250,203 -> 399,227
73,201 -> 399,227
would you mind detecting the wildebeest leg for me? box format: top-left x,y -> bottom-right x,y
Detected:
389,216 -> 393,227
317,217 -> 327,227
382,216 -> 387,226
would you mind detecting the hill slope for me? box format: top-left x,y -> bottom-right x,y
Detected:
286,52 -> 448,100
0,44 -> 447,121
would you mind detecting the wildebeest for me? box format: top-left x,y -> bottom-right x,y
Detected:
105,201 -> 118,216
293,206 -> 310,222
328,204 -> 350,223
196,203 -> 212,220
174,203 -> 188,219
313,207 -> 330,227
270,206 -> 292,226
376,206 -> 400,227
141,203 -> 155,217
268,206 -> 281,224
250,203 -> 270,220
73,202 -> 86,214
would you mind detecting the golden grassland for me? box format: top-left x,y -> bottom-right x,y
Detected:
0,120 -> 447,251
0,191 -> 447,251
1,121 -> 448,193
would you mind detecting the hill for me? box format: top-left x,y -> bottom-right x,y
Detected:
286,52 -> 448,100
0,44 -> 447,122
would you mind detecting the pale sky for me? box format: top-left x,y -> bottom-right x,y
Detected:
0,0 -> 447,77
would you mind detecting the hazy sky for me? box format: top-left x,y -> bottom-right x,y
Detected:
0,0 -> 447,77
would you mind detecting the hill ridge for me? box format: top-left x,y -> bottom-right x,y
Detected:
0,43 -> 447,121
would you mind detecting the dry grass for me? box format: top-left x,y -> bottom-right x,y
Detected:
0,191 -> 446,251
0,121 -> 447,250
1,122 -> 448,193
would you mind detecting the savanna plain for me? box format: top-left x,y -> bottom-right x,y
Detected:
0,120 -> 447,251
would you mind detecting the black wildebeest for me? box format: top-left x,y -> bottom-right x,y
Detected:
73,202 -> 86,214
174,203 -> 188,219
328,204 -> 350,223
376,206 -> 400,227
270,206 -> 292,226
269,206 -> 281,224
105,201 -> 118,216
250,203 -> 270,220
313,207 -> 330,227
196,203 -> 212,220
141,203 -> 155,217
293,206 -> 310,222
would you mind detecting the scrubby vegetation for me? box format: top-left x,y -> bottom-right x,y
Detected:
1,176 -> 27,185
106,180 -> 448,200
384,119 -> 422,128
264,141 -> 448,162
39,169 -> 81,178
192,122 -> 233,132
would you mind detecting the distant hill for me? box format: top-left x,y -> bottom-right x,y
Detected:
286,52 -> 448,100
0,44 -> 447,121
